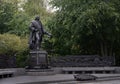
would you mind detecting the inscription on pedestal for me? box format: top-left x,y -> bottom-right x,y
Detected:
29,50 -> 48,69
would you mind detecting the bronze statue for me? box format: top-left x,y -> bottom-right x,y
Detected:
29,16 -> 51,50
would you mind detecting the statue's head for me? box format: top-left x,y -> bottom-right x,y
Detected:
35,16 -> 40,21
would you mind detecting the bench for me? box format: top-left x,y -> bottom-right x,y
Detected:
62,67 -> 116,74
0,70 -> 14,78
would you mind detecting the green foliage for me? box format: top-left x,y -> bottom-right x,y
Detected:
75,1 -> 120,56
47,16 -> 73,55
0,1 -> 16,33
49,0 -> 120,56
0,34 -> 28,55
23,0 -> 52,24
23,0 -> 45,16
0,34 -> 20,54
0,33 -> 29,67
16,50 -> 29,67
7,13 -> 30,36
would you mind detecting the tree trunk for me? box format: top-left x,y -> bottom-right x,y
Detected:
100,41 -> 110,56
109,44 -> 113,56
104,42 -> 108,56
100,42 -> 104,56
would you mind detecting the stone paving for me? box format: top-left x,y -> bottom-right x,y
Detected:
0,74 -> 120,84
49,79 -> 120,84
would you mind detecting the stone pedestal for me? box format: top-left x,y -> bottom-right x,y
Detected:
29,50 -> 49,69
26,50 -> 55,76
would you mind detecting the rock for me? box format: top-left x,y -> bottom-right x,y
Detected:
74,74 -> 97,81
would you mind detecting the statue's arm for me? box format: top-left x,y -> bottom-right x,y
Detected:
40,21 -> 52,37
29,22 -> 36,31
44,30 -> 52,37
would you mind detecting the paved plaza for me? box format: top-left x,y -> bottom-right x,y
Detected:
1,74 -> 120,84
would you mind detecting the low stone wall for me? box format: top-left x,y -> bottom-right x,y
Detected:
0,55 -> 16,68
50,55 -> 115,67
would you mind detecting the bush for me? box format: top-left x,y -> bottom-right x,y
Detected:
0,34 -> 29,68
0,33 -> 28,55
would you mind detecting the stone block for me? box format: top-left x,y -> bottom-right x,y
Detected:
29,50 -> 49,69
74,74 -> 97,81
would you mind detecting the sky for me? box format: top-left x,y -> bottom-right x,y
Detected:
19,0 -> 55,12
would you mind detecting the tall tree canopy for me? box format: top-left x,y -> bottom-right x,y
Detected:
23,0 -> 52,23
0,1 -> 17,33
48,0 -> 120,56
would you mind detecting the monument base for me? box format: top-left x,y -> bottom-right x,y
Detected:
28,50 -> 49,69
26,50 -> 55,75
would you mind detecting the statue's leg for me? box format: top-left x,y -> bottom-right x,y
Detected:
35,32 -> 40,50
39,36 -> 42,49
36,37 -> 40,50
32,35 -> 37,50
36,40 -> 39,50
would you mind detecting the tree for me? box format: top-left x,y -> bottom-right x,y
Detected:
0,1 -> 16,33
48,0 -> 120,56
78,1 -> 120,56
23,0 -> 52,24
7,12 -> 30,36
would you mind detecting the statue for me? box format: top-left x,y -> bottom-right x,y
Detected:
29,16 -> 51,50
